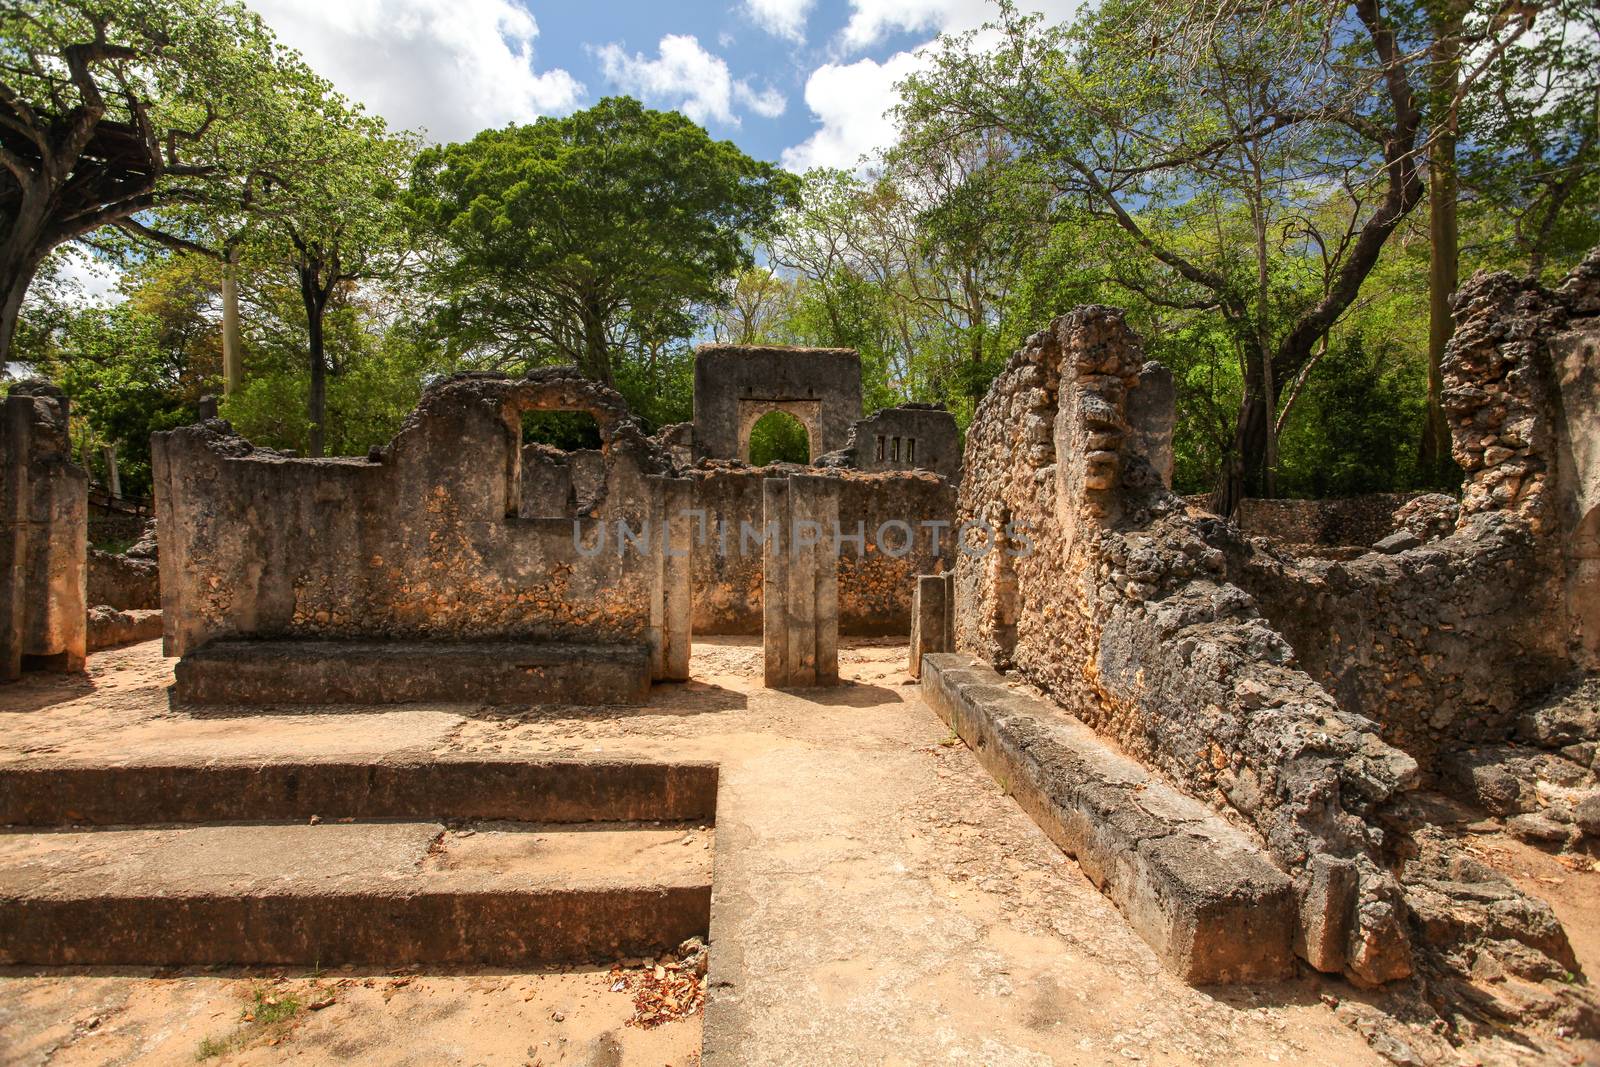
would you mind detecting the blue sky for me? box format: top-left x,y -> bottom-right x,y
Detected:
243,0 -> 1081,171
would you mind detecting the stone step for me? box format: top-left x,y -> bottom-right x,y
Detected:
0,756 -> 718,827
0,821 -> 712,966
172,639 -> 652,706
920,653 -> 1296,984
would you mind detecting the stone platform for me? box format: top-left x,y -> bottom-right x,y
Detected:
0,821 -> 711,966
171,639 -> 652,706
0,756 -> 718,826
920,653 -> 1297,984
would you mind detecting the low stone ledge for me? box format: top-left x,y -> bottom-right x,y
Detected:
921,653 -> 1296,984
172,639 -> 652,707
86,607 -> 162,652
0,757 -> 718,826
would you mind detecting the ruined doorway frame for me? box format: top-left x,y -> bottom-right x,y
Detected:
736,399 -> 821,463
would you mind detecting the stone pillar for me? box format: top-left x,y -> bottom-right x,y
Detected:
1,397 -> 31,681
660,476 -> 694,681
763,474 -> 839,687
908,572 -> 955,679
0,387 -> 88,679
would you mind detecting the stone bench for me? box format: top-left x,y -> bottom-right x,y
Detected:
173,639 -> 651,707
921,653 -> 1296,983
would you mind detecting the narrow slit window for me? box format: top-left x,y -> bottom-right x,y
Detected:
891,437 -> 901,462
906,438 -> 916,465
875,435 -> 886,461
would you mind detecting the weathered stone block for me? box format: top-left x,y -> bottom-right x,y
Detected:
1,386 -> 87,680
172,639 -> 651,706
921,653 -> 1297,984
908,572 -> 954,678
762,475 -> 840,688
86,607 -> 163,652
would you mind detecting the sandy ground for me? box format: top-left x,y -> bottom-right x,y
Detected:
1,638 -> 1596,1066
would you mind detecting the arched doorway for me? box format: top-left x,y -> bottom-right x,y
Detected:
747,410 -> 811,466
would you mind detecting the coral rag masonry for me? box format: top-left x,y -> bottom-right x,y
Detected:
943,259 -> 1600,1025
152,369 -> 694,704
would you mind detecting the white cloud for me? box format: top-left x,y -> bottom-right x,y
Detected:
246,0 -> 582,142
743,0 -> 815,43
839,0 -> 1080,52
780,49 -> 925,172
597,34 -> 786,127
55,249 -> 125,308
783,0 -> 1083,172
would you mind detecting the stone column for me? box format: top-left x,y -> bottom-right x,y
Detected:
1,396 -> 31,681
660,476 -> 694,681
763,474 -> 840,687
908,571 -> 955,679
0,388 -> 88,678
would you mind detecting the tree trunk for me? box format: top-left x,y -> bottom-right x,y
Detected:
102,443 -> 120,499
1249,149 -> 1278,499
222,244 -> 244,396
0,270 -> 30,371
1420,8 -> 1462,482
0,241 -> 47,370
1213,373 -> 1269,518
299,267 -> 328,458
580,301 -> 613,386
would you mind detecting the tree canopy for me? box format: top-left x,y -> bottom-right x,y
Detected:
410,97 -> 799,390
6,0 -> 1596,517
0,0 -> 333,362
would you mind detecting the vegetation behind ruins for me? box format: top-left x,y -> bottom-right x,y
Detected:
4,0 -> 1596,502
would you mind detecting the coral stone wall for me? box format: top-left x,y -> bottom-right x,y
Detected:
151,370 -> 692,680
689,465 -> 955,635
691,345 -> 862,462
1235,251 -> 1600,760
88,548 -> 160,611
956,306 -> 1426,984
1228,493 -> 1423,548
839,405 -> 961,483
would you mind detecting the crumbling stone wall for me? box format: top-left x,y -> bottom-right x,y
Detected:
952,304 -> 1590,994
1,382 -> 87,679
688,465 -> 954,635
692,345 -> 862,462
1233,253 -> 1600,763
822,404 -> 961,483
88,520 -> 160,611
152,369 -> 692,681
947,299 -> 1600,1011
1226,493 -> 1427,549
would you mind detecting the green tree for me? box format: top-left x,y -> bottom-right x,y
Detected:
899,0 -> 1541,512
244,112 -> 416,456
0,0 -> 324,364
410,97 -> 799,387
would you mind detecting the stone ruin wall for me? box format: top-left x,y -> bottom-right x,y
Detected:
692,345 -> 862,463
689,465 -> 954,635
820,404 -> 962,484
0,383 -> 87,678
151,369 -> 692,681
1234,252 -> 1600,764
1224,492 -> 1432,550
683,343 -> 959,635
956,306 -> 1423,983
952,255 -> 1600,995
